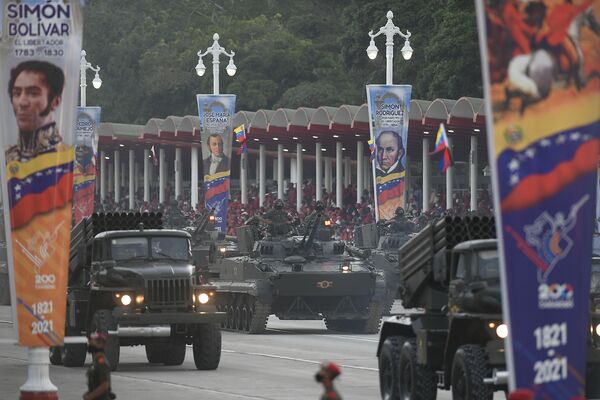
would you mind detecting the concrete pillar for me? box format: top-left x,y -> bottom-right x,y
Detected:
255,158 -> 260,186
277,144 -> 284,200
191,147 -> 199,208
121,160 -> 126,188
336,143 -> 343,207
159,148 -> 166,204
296,143 -> 303,212
129,150 -> 135,210
446,137 -> 453,210
272,158 -> 277,181
324,157 -> 332,195
240,151 -> 248,205
344,156 -> 351,187
143,149 -> 150,202
363,156 -> 371,196
422,137 -> 431,211
315,142 -> 322,201
174,148 -> 181,199
108,163 -> 114,199
356,141 -> 364,204
114,150 -> 120,202
134,162 -> 140,191
100,150 -> 106,201
470,135 -> 478,211
259,144 -> 266,207
290,158 -> 297,184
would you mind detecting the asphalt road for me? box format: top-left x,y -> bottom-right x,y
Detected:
0,306 -> 506,400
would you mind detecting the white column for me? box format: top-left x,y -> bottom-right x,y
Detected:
344,156 -> 351,187
134,162 -> 140,191
290,158 -> 297,184
422,137 -> 431,211
315,142 -> 322,201
240,151 -> 248,205
128,150 -> 135,210
446,137 -> 453,210
336,142 -> 343,207
108,163 -> 114,199
255,158 -> 260,186
404,155 -> 410,208
143,149 -> 150,202
356,141 -> 364,204
191,147 -> 199,208
114,150 -> 120,202
296,143 -> 303,211
277,144 -> 284,200
159,148 -> 166,204
363,156 -> 371,196
272,158 -> 277,181
174,147 -> 181,200
100,150 -> 106,201
259,144 -> 266,207
120,161 -> 126,188
470,135 -> 478,211
324,157 -> 332,195
19,348 -> 57,397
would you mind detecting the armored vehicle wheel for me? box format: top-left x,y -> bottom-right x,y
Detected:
226,305 -> 234,329
145,339 -> 167,363
163,336 -> 187,366
397,339 -> 437,400
241,305 -> 250,332
247,300 -> 270,334
91,309 -> 120,371
217,305 -> 226,329
61,343 -> 87,367
49,347 -> 63,365
586,363 -> 600,399
233,305 -> 241,331
193,324 -> 221,370
451,344 -> 492,400
378,336 -> 405,400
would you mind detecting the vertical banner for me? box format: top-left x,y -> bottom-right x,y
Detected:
74,106 -> 100,224
366,84 -> 411,221
0,1 -> 83,346
197,94 -> 235,232
476,1 -> 600,398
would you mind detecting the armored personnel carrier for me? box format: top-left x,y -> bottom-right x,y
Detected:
209,211 -> 387,334
50,212 -> 225,371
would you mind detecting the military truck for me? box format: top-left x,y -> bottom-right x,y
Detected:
50,212 -> 225,371
209,211 -> 387,334
377,216 -> 600,399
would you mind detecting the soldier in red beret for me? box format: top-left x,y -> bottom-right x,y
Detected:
315,361 -> 342,400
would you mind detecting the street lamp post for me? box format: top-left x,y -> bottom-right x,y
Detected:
79,49 -> 102,107
195,33 -> 237,95
366,10 -> 413,85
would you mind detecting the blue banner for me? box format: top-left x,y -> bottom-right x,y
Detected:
476,1 -> 600,398
74,106 -> 100,224
197,94 -> 235,232
366,85 -> 411,221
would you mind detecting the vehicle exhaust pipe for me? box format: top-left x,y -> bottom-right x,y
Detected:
483,369 -> 509,385
109,326 -> 171,337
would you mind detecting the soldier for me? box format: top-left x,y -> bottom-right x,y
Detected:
386,207 -> 412,233
262,199 -> 291,236
315,361 -> 342,400
304,201 -> 325,230
83,331 -> 113,400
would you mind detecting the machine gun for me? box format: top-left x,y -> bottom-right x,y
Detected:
192,207 -> 216,238
299,212 -> 322,256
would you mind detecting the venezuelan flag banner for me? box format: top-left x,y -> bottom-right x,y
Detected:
74,107 -> 100,224
366,85 -> 411,221
0,1 -> 83,347
197,94 -> 236,232
477,2 -> 600,398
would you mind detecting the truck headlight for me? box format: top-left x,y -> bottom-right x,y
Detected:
120,294 -> 132,306
194,292 -> 211,305
135,295 -> 144,304
496,323 -> 508,339
596,323 -> 600,337
340,262 -> 352,273
219,247 -> 226,254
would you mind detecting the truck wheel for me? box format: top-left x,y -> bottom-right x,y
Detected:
49,347 -> 63,365
451,344 -> 492,400
586,363 -> 600,399
163,337 -> 187,366
193,324 -> 221,370
398,339 -> 437,400
91,309 -> 120,371
61,343 -> 87,367
378,336 -> 405,400
145,338 -> 167,363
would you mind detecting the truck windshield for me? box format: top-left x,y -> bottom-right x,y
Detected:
476,249 -> 499,280
111,237 -> 148,260
150,237 -> 191,261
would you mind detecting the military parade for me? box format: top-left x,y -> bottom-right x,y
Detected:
0,1 -> 599,400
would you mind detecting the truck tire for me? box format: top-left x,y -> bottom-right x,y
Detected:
91,309 -> 120,371
49,347 -> 63,365
145,338 -> 167,363
192,324 -> 221,370
163,337 -> 187,366
451,344 -> 492,400
586,363 -> 600,399
397,339 -> 437,400
61,343 -> 87,367
378,336 -> 406,400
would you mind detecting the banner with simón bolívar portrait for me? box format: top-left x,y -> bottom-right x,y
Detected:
74,106 -> 100,225
0,0 -> 83,346
366,84 -> 411,221
197,94 -> 235,233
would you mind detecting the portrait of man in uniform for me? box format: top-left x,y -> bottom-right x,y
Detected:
5,60 -> 66,163
375,130 -> 405,177
202,133 -> 230,176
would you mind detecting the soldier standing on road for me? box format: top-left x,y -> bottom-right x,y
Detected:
315,362 -> 342,400
83,331 -> 113,400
